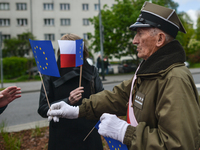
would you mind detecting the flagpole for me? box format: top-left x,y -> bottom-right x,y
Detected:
39,71 -> 51,109
79,65 -> 82,87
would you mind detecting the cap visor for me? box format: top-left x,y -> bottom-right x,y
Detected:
129,22 -> 151,31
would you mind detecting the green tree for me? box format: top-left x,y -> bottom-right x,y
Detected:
196,14 -> 200,41
3,32 -> 36,57
176,12 -> 195,57
88,0 -> 179,61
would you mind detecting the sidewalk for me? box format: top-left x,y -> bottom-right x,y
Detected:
2,74 -> 134,94
2,68 -> 200,93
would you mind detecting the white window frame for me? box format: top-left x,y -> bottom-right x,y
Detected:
94,4 -> 99,11
82,4 -> 88,11
44,34 -> 55,41
16,3 -> 27,10
60,3 -> 70,10
61,18 -> 70,26
44,19 -> 54,26
83,33 -> 88,40
83,18 -> 89,25
43,3 -> 54,10
0,3 -> 9,10
17,18 -> 28,26
0,19 -> 10,26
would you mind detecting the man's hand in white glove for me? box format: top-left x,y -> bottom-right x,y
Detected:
47,101 -> 79,122
98,113 -> 129,143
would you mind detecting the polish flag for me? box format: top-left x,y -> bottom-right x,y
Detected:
58,39 -> 83,68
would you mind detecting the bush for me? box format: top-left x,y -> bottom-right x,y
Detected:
188,50 -> 200,64
3,57 -> 28,79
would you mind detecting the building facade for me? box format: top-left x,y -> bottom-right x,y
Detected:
0,0 -> 115,58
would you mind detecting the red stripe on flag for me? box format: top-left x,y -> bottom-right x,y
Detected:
60,54 -> 76,68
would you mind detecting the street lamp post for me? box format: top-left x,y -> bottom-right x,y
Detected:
98,0 -> 105,80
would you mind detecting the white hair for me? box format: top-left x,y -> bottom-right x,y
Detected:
149,28 -> 174,43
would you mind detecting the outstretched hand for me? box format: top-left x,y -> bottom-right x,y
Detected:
69,87 -> 84,105
0,86 -> 21,108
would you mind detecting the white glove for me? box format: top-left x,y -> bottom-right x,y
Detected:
98,113 -> 129,143
47,101 -> 79,122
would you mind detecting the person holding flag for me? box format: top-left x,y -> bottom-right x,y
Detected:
47,2 -> 200,150
37,33 -> 104,150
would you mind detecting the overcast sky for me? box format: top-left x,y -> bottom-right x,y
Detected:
174,0 -> 200,28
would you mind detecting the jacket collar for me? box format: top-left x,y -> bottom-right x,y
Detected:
137,40 -> 186,75
53,61 -> 94,88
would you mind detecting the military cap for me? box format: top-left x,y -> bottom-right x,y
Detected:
129,1 -> 186,38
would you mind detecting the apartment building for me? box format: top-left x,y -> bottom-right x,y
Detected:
0,0 -> 115,58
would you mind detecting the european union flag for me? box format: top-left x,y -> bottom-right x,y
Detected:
29,39 -> 60,77
95,121 -> 128,150
75,39 -> 83,67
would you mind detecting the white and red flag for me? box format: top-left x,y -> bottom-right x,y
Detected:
58,39 -> 84,68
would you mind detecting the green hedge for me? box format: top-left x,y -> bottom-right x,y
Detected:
2,57 -> 35,79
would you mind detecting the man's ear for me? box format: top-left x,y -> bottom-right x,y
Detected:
156,32 -> 166,47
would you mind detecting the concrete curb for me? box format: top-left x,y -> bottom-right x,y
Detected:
5,120 -> 48,132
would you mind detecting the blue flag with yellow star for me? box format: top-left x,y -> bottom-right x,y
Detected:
75,39 -> 83,67
95,121 -> 128,150
29,39 -> 60,77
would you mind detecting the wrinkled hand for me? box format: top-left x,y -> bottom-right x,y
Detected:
0,86 -> 21,107
98,113 -> 129,143
47,101 -> 79,122
69,87 -> 84,105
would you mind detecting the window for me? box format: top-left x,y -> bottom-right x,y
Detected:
61,19 -> 70,26
82,4 -> 88,10
16,3 -> 27,10
2,34 -> 11,40
45,34 -> 55,41
17,34 -> 29,40
44,19 -> 54,26
94,4 -> 99,11
83,19 -> 89,25
61,33 -> 65,37
0,19 -> 10,26
83,33 -> 88,40
60,3 -> 70,10
17,19 -> 28,26
0,3 -> 9,10
43,3 -> 54,10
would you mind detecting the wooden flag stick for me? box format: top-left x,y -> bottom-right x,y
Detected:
79,65 -> 82,87
83,126 -> 95,141
39,71 -> 51,109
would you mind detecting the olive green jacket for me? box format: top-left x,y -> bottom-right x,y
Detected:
79,40 -> 200,149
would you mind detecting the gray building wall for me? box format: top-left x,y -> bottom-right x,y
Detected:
0,0 -> 116,59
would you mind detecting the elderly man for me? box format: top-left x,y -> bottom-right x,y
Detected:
47,2 -> 200,149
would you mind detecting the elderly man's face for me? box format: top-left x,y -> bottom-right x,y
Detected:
132,28 -> 159,60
